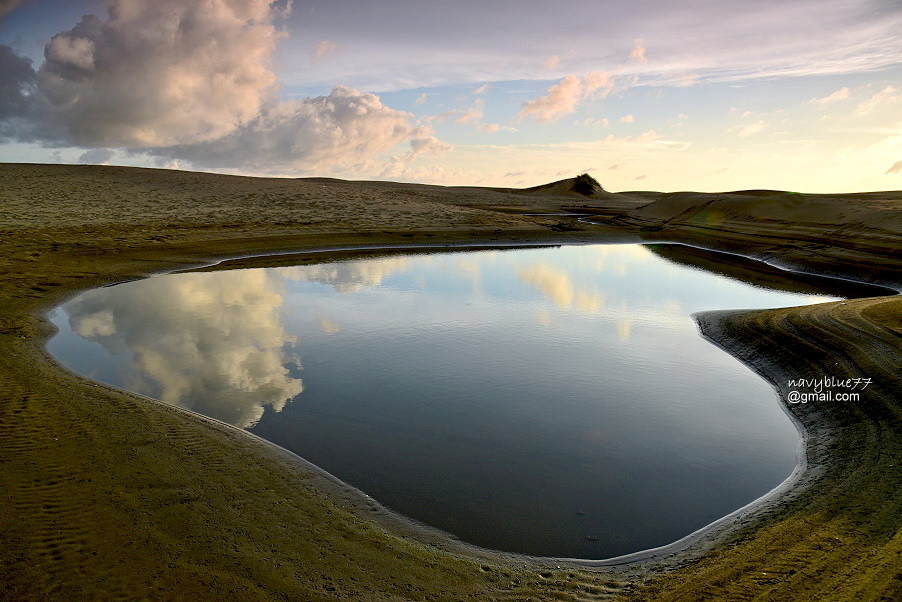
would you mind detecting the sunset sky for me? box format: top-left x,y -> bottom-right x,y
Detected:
1,0 -> 900,191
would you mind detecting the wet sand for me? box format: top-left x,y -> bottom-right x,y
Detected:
1,163 -> 899,600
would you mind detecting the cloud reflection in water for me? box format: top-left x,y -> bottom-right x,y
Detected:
66,269 -> 303,427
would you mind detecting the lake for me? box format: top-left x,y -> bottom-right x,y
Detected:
48,243 -> 842,559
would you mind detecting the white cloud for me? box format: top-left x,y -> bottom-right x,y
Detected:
312,40 -> 337,63
583,71 -> 614,95
409,130 -> 453,158
456,111 -> 482,124
476,123 -> 516,134
581,117 -> 609,128
637,130 -> 662,143
2,0 -> 448,175
518,74 -> 582,122
430,99 -> 485,126
628,39 -> 648,62
472,84 -> 490,95
809,86 -> 850,104
886,160 -> 902,175
541,54 -> 561,70
737,120 -> 768,137
46,35 -> 95,70
619,114 -> 634,123
518,72 -> 614,122
415,93 -> 428,105
167,85 -> 446,172
857,85 -> 899,115
35,0 -> 281,147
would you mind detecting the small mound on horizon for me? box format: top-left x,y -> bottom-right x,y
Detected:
518,173 -> 606,197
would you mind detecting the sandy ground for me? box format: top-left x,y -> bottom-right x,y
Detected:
0,163 -> 899,600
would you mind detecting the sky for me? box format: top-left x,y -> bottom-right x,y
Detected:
1,0 -> 900,192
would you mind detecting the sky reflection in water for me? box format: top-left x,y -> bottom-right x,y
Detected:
49,244 -> 837,558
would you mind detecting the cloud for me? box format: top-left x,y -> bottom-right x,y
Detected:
0,0 -> 22,19
518,75 -> 582,122
415,93 -> 428,105
455,109 -> 483,124
541,54 -> 561,70
283,257 -> 412,294
737,120 -> 767,137
628,39 -> 648,62
318,317 -> 342,334
78,148 -> 114,164
46,34 -> 96,70
580,117 -> 609,128
518,72 -> 614,122
163,85 -> 444,171
886,160 -> 902,175
34,0 -> 281,147
856,85 -> 899,115
472,84 -> 489,95
409,129 -> 453,158
476,122 -> 516,133
1,0 -> 447,175
430,99 -> 486,127
65,270 -> 303,428
582,71 -> 614,94
517,263 -> 604,313
619,114 -> 634,123
312,40 -> 336,63
809,86 -> 850,104
616,319 -> 632,342
636,130 -> 662,143
268,0 -> 902,96
0,44 -> 34,121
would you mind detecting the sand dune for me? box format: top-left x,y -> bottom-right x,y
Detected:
605,189 -> 900,289
0,163 -> 898,600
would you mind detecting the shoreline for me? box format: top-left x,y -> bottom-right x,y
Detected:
633,297 -> 900,600
2,163 -> 899,599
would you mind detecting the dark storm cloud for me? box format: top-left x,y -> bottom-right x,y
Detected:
0,44 -> 34,120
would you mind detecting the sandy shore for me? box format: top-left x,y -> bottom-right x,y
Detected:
1,163 -> 899,600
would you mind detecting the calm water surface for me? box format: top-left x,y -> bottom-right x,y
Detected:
49,244 -> 838,559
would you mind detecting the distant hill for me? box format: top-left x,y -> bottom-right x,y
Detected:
517,173 -> 605,197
